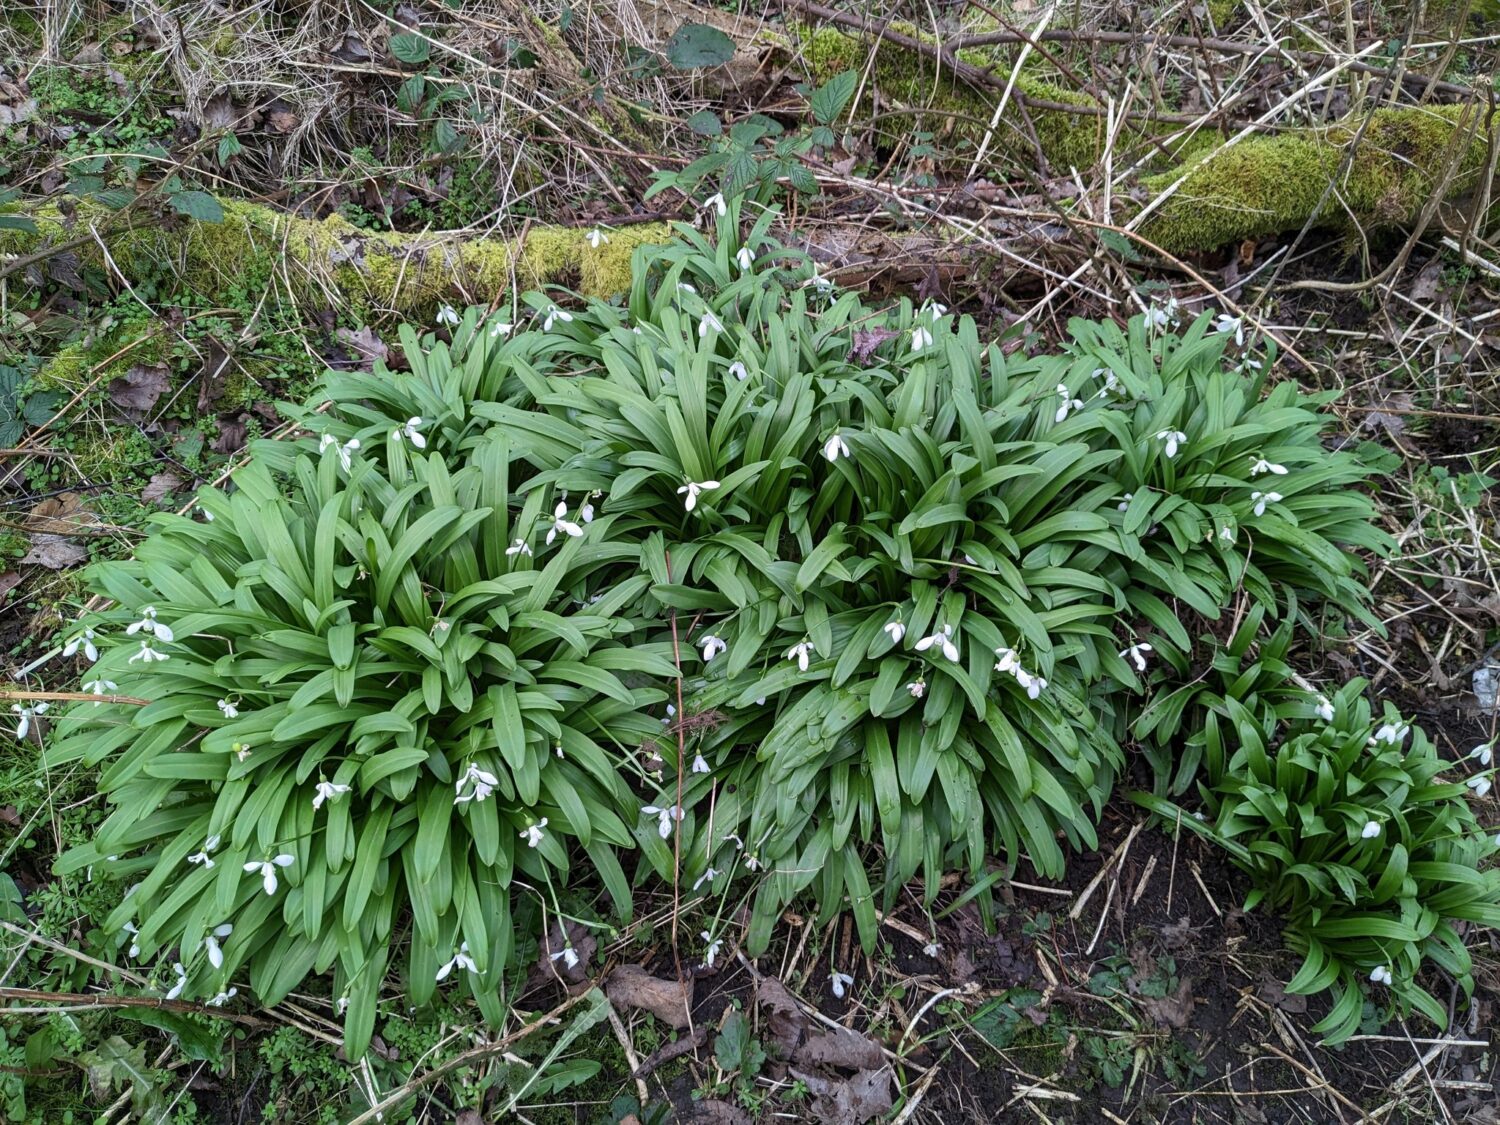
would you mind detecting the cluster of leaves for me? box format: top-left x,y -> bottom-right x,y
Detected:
1136,679 -> 1500,1043
52,204 -> 1392,1049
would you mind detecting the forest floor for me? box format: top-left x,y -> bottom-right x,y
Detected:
1,1 -> 1498,1122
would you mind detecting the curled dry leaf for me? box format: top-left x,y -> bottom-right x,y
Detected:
141,471 -> 184,505
107,364 -> 172,418
605,965 -> 692,1028
21,534 -> 88,569
335,325 -> 388,371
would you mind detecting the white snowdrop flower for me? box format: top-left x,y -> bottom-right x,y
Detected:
922,942 -> 942,958
393,417 -> 427,449
723,833 -> 744,851
546,501 -> 585,545
586,227 -> 609,248
993,647 -> 1021,676
206,987 -> 238,1007
1360,820 -> 1382,840
785,639 -> 815,672
126,606 -> 175,644
1155,430 -> 1187,459
1467,775 -> 1493,799
1250,457 -> 1287,477
642,804 -> 684,839
915,624 -> 959,663
1092,368 -> 1123,399
1213,313 -> 1245,346
1371,722 -> 1410,746
550,945 -> 580,971
698,311 -> 723,338
830,971 -> 854,999
702,932 -> 723,967
677,479 -> 721,512
734,245 -> 755,273
203,923 -> 232,970
436,304 -> 460,328
1054,384 -> 1085,424
906,680 -> 925,698
822,432 -> 851,462
1015,669 -> 1048,699
662,703 -> 677,727
1147,298 -> 1180,331
1250,491 -> 1282,518
1120,643 -> 1153,672
186,834 -> 221,870
910,325 -> 933,352
1369,965 -> 1392,985
83,679 -> 117,703
199,507 -> 215,522
677,282 -> 697,295
454,762 -> 499,805
704,192 -> 727,216
520,818 -> 548,848
755,697 -> 765,706
883,620 -> 906,645
243,854 -> 294,895
580,494 -> 597,523
542,305 -> 573,331
1314,695 -> 1335,723
1469,743 -> 1493,767
311,780 -> 351,810
700,635 -> 727,662
926,301 -> 949,317
216,699 -> 238,719
121,921 -> 141,959
1192,811 -> 1206,822
744,854 -> 761,872
436,942 -> 477,981
1116,492 -> 1134,512
12,702 -> 48,740
490,321 -> 513,338
62,627 -> 100,663
335,995 -> 350,1016
692,753 -> 710,774
728,361 -> 748,381
234,743 -> 251,762
505,538 -> 532,557
693,867 -> 718,892
165,963 -> 188,1001
128,641 -> 170,664
319,433 -> 360,472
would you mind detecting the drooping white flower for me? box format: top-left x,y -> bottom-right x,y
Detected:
925,301 -> 949,317
83,679 -> 118,703
505,538 -> 532,557
735,246 -> 754,272
1054,384 -> 1085,424
1147,298 -> 1180,332
12,702 -> 48,740
217,699 -> 238,719
906,680 -> 925,698
126,606 -> 175,644
728,361 -> 748,381
831,971 -> 854,999
1314,695 -> 1335,723
393,417 -> 427,449
62,627 -> 100,663
910,325 -> 933,352
993,647 -> 1021,676
550,945 -> 580,971
1469,742 -> 1493,767
692,753 -> 710,774
698,311 -> 723,338
586,227 -> 609,248
744,853 -> 761,872
692,867 -> 718,892
1468,775 -> 1493,799
785,639 -> 815,672
580,494 -> 597,523
702,931 -> 723,967
546,501 -> 585,545
1250,491 -> 1282,518
1371,722 -> 1410,747
915,624 -> 960,663
1092,368 -> 1123,399
128,641 -> 170,664
677,479 -> 721,512
1250,457 -> 1287,477
883,620 -> 906,645
822,432 -> 851,462
454,762 -> 499,805
186,834 -> 221,869
243,854 -> 294,895
700,635 -> 727,662
1015,669 -> 1048,699
1120,643 -> 1153,672
1116,492 -> 1134,513
490,321 -> 513,338
677,282 -> 698,295
121,920 -> 141,959
1155,430 -> 1187,459
542,305 -> 574,332
922,942 -> 942,958
436,304 -> 460,328
704,192 -> 727,216
312,780 -> 351,810
662,703 -> 676,727
436,941 -> 477,981
199,507 -> 215,522
319,433 -> 361,472
206,987 -> 238,1007
1213,313 -> 1245,346
203,923 -> 233,970
165,962 -> 188,1001
1360,820 -> 1382,840
642,804 -> 684,838
1369,965 -> 1392,985
520,818 -> 548,848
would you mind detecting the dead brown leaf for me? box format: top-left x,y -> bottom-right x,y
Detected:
201,91 -> 237,130
212,416 -> 247,454
142,471 -> 184,504
796,1026 -> 884,1072
108,363 -> 172,418
788,1066 -> 892,1125
754,977 -> 808,1058
0,572 -> 21,602
264,99 -> 299,134
1257,975 -> 1308,1014
331,34 -> 373,63
26,493 -> 96,534
1139,977 -> 1196,1029
335,325 -> 388,371
605,965 -> 692,1029
21,534 -> 88,569
687,1101 -> 753,1124
0,805 -> 20,827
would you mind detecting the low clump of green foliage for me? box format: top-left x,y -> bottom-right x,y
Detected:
1136,680 -> 1500,1043
50,202 -> 1403,1049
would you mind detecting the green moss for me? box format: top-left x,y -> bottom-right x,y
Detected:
582,223 -> 671,297
1204,0 -> 1240,27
